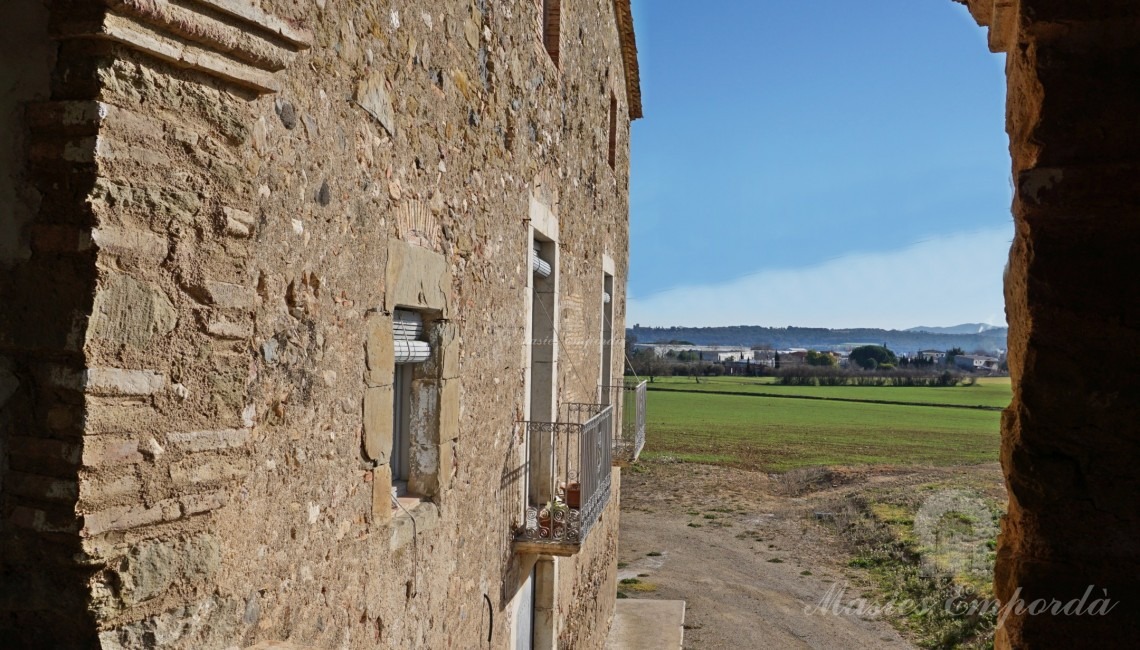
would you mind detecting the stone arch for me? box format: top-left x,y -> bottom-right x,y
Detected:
958,1 -> 1140,647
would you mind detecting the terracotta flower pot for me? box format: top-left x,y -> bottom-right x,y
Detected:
566,482 -> 581,509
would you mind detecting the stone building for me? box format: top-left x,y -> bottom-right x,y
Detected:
5,1 -> 1140,649
1,0 -> 645,647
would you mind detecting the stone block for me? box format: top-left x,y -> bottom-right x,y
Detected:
116,534 -> 222,606
169,457 -> 249,487
439,378 -> 460,442
409,443 -> 440,497
385,239 -> 450,315
423,320 -> 459,380
166,429 -> 250,453
363,385 -> 393,462
79,473 -> 141,507
222,206 -> 255,237
410,379 -> 439,445
205,319 -> 252,339
365,313 -> 395,373
179,490 -> 229,516
372,465 -> 394,525
83,498 -> 180,537
196,280 -> 255,309
439,321 -> 460,380
356,72 -> 396,136
364,369 -> 392,387
82,436 -> 142,467
84,368 -> 166,396
438,439 -> 455,492
88,274 -> 177,348
90,226 -> 168,262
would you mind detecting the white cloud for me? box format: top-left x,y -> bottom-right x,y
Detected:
628,227 -> 1012,330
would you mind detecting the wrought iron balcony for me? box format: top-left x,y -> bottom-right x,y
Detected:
604,380 -> 647,466
514,403 -> 613,556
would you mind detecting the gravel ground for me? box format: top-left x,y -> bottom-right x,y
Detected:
616,461 -> 1003,649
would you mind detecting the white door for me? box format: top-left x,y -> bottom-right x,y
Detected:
515,567 -> 535,650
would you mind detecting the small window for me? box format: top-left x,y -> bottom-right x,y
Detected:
607,93 -> 618,169
542,0 -> 561,66
392,309 -> 430,493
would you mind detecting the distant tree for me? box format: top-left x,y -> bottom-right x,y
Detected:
627,348 -> 665,382
805,350 -> 837,367
850,345 -> 898,370
946,347 -> 965,365
774,350 -> 781,369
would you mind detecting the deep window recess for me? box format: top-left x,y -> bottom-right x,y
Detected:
542,0 -> 561,66
607,93 -> 618,169
532,243 -> 552,279
601,273 -> 614,399
393,309 -> 430,492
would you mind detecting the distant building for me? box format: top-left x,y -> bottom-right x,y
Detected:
778,349 -> 809,368
955,355 -> 1000,371
634,343 -> 753,362
751,350 -> 777,368
918,349 -> 947,363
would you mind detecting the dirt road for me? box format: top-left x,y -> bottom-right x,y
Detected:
617,462 -> 921,649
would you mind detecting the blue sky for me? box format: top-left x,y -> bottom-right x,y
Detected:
626,0 -> 1013,330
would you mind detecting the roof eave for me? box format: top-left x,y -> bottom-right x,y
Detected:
613,0 -> 643,120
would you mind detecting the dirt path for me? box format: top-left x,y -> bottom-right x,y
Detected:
616,462 -> 967,649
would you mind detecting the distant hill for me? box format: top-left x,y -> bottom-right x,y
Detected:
906,323 -> 1004,335
627,324 -> 1008,355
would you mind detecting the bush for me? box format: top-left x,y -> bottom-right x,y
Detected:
774,366 -> 969,387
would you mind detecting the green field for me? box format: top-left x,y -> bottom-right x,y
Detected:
646,376 -> 1012,410
643,378 -> 1008,471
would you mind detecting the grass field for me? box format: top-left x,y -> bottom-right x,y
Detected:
642,378 -> 1008,471
645,376 -> 1012,410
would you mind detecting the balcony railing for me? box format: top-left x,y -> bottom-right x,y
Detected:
603,380 -> 647,466
515,403 -> 613,555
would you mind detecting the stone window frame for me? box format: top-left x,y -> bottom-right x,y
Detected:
364,240 -> 457,545
514,192 -> 562,649
599,254 -> 616,393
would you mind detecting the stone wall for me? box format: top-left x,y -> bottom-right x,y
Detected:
0,0 -> 637,647
0,0 -> 56,267
960,1 -> 1140,647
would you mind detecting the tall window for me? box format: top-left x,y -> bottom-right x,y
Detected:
392,309 -> 430,493
542,0 -> 561,66
607,93 -> 618,169
601,273 -> 614,396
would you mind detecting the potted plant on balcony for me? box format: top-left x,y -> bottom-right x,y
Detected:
565,481 -> 581,510
538,499 -> 570,540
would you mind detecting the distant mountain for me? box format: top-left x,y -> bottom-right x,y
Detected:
627,325 -> 1008,356
906,323 -> 1005,335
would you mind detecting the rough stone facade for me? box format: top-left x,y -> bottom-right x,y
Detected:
1,0 -> 640,647
6,1 -> 1140,649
